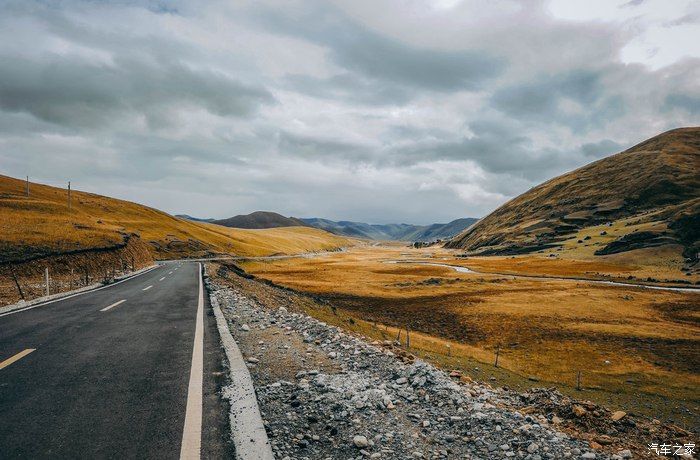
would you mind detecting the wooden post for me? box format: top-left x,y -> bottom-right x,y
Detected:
396,329 -> 402,343
70,268 -> 74,290
26,176 -> 30,197
406,326 -> 410,349
68,181 -> 71,210
44,267 -> 50,296
494,345 -> 500,368
10,266 -> 25,300
447,344 -> 451,357
576,371 -> 581,391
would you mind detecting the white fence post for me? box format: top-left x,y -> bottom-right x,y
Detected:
45,267 -> 50,296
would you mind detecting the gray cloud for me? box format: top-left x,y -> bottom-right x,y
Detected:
381,119 -> 577,182
277,131 -> 375,163
580,139 -> 624,158
664,94 -> 700,115
0,0 -> 698,224
0,55 -> 274,129
285,73 -> 413,106
489,69 -> 631,132
255,2 -> 505,92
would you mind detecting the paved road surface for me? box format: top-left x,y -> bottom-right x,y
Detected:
0,262 -> 234,459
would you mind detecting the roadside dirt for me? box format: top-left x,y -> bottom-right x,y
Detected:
0,234 -> 153,306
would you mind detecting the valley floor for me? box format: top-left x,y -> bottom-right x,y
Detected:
209,262 -> 694,458
232,245 -> 700,433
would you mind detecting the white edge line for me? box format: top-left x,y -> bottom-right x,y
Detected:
142,285 -> 153,291
159,277 -> 166,281
100,299 -> 126,312
0,265 -> 160,318
207,267 -> 274,460
179,263 -> 204,460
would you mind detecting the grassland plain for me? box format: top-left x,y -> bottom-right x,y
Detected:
237,245 -> 700,431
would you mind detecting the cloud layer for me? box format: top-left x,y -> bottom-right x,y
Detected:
1,0 -> 698,223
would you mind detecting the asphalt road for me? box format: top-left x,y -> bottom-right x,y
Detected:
0,262 -> 234,459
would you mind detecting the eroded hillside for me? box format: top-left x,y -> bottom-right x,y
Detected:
446,128 -> 700,271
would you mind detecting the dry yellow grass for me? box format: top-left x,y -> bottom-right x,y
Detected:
238,245 -> 700,427
447,127 -> 700,263
0,174 -> 351,261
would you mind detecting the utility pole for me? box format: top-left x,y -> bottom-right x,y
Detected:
68,181 -> 72,210
26,176 -> 29,197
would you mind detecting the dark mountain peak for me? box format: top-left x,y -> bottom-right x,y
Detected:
213,211 -> 309,229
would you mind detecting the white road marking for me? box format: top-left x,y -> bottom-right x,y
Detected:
142,285 -> 153,291
100,299 -> 126,312
169,271 -> 173,275
159,277 -> 165,281
0,266 -> 159,318
180,263 -> 204,460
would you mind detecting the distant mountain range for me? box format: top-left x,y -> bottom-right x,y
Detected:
175,214 -> 216,223
184,211 -> 479,241
300,217 -> 478,241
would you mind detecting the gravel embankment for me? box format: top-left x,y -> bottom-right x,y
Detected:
208,280 -> 632,460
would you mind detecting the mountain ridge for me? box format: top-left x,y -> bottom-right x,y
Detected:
445,127 -> 700,265
207,211 -> 478,241
212,211 -> 310,229
301,217 -> 478,241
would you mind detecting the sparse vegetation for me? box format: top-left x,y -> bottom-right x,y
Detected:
236,245 -> 700,431
446,128 -> 700,273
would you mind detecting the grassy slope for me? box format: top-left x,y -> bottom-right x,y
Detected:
446,128 -> 700,267
0,174 -> 350,262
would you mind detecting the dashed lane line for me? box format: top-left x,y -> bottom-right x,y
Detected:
142,285 -> 153,291
100,299 -> 126,312
0,349 -> 36,370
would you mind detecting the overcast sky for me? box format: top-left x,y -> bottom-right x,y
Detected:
1,0 -> 699,224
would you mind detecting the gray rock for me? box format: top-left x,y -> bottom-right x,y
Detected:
353,435 -> 369,448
